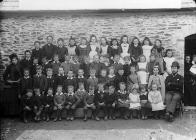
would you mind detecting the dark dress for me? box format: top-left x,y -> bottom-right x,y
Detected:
2,63 -> 22,116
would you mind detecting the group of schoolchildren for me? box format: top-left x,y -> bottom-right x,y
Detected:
5,34 -> 183,123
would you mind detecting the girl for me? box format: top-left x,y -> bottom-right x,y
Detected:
148,66 -> 165,101
76,37 -> 91,63
51,54 -> 61,76
137,55 -> 149,87
89,35 -> 100,62
120,35 -> 130,58
129,37 -> 143,64
55,38 -> 68,62
123,56 -> 131,76
129,84 -> 141,119
61,55 -> 72,76
99,37 -> 109,58
67,37 -> 77,57
148,83 -> 165,119
107,66 -> 116,86
152,39 -> 165,74
108,38 -> 122,60
142,37 -> 153,62
163,49 -> 175,78
117,82 -> 129,119
127,64 -> 140,91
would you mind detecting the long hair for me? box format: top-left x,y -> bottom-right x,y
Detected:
130,36 -> 141,47
142,37 -> 152,46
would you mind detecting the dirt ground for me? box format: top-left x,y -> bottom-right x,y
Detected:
1,111 -> 196,140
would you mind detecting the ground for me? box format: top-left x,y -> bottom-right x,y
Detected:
1,110 -> 196,140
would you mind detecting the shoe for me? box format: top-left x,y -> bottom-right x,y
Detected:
58,117 -> 62,121
23,119 -> 28,123
46,117 -> 50,122
95,117 -> 100,121
142,116 -> 145,120
165,113 -> 170,121
66,117 -> 70,121
112,116 -> 116,120
108,116 -> 112,120
70,117 -> 74,121
124,116 -> 128,120
168,115 -> 174,122
104,116 -> 108,121
83,116 -> 87,121
54,118 -> 57,122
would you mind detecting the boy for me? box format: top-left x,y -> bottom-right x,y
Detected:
87,68 -> 98,90
65,85 -> 79,121
80,56 -> 90,78
98,69 -> 108,86
33,88 -> 44,121
31,41 -> 42,63
51,54 -> 61,76
46,68 -> 55,93
123,56 -> 131,77
20,68 -> 33,97
114,67 -> 127,90
20,50 -> 32,73
41,56 -> 52,75
75,82 -> 87,109
64,70 -> 77,92
111,54 -> 123,74
76,69 -> 87,90
83,86 -> 96,121
55,38 -> 68,62
31,57 -> 39,77
54,85 -> 65,121
21,89 -> 34,123
94,83 -> 107,121
104,85 -> 117,120
33,65 -> 47,95
90,55 -> 104,77
54,67 -> 66,92
61,55 -> 72,76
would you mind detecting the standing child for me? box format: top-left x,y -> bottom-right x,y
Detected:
31,57 -> 39,77
111,54 -> 123,74
94,83 -> 107,121
31,41 -> 42,63
120,35 -> 130,58
123,56 -> 131,77
98,69 -> 108,86
65,85 -> 79,121
89,35 -> 100,62
80,56 -> 90,78
148,83 -> 165,119
55,38 -> 68,62
53,85 -> 65,121
108,38 -> 122,60
87,68 -> 98,90
61,55 -> 72,76
64,70 -> 77,92
83,86 -> 96,121
43,88 -> 54,121
54,67 -> 66,92
21,90 -> 34,123
114,67 -> 127,90
163,49 -> 175,79
147,54 -> 161,76
99,37 -> 109,58
129,84 -> 141,119
90,55 -> 104,77
142,37 -> 153,62
137,55 -> 149,87
67,37 -> 77,57
76,69 -> 87,90
117,82 -> 129,120
51,54 -> 61,76
107,66 -> 116,86
46,68 -> 55,93
127,64 -> 140,90
41,56 -> 52,75
148,66 -> 165,101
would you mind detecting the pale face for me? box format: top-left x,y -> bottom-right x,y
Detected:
109,68 -> 115,75
140,88 -> 146,93
69,39 -> 75,46
98,84 -> 104,91
118,69 -> 124,76
25,52 -> 31,59
101,70 -> 107,77
93,55 -> 99,62
47,70 -> 53,77
122,37 -> 128,44
67,71 -> 73,77
90,71 -> 96,77
79,84 -> 85,90
119,84 -> 126,91
91,37 -> 96,43
36,69 -> 42,75
47,36 -> 53,44
155,40 -> 161,47
81,39 -> 87,45
140,56 -> 146,62
68,87 -> 74,93
171,67 -> 178,74
34,42 -> 40,50
185,56 -> 191,63
167,51 -> 173,58
24,70 -> 29,77
144,40 -> 150,45
153,68 -> 159,75
130,66 -> 136,73
78,70 -> 84,76
112,40 -> 117,46
152,84 -> 158,91
150,56 -> 156,62
57,86 -> 62,93
58,68 -> 64,75
54,56 -> 59,62
35,89 -> 41,96
109,86 -> 115,94
101,38 -> 107,45
133,39 -> 139,46
33,59 -> 38,65
12,58 -> 18,65
114,55 -> 120,62
27,92 -> 33,97
47,89 -> 53,96
58,40 -> 64,46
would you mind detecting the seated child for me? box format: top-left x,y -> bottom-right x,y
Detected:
148,83 -> 165,119
33,88 -> 44,121
111,54 -> 123,74
127,64 -> 140,90
107,66 -> 116,86
98,69 -> 108,86
80,56 -> 90,78
54,67 -> 66,92
46,68 -> 55,94
75,82 -> 87,108
43,88 -> 54,121
117,82 -> 129,120
105,85 -> 118,120
94,83 -> 107,121
65,85 -> 79,121
53,85 -> 65,121
123,56 -> 131,76
139,85 -> 151,120
87,68 -> 98,90
64,70 -> 77,92
76,69 -> 87,90
114,67 -> 127,90
129,84 -> 141,119
61,55 -> 72,76
51,54 -> 61,76
83,86 -> 96,121
21,89 -> 34,123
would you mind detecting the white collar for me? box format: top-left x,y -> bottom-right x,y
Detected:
141,92 -> 147,96
53,61 -> 60,63
78,76 -> 84,78
118,90 -> 126,94
67,77 -> 73,80
67,92 -> 74,96
58,74 -> 65,76
56,92 -> 63,95
78,89 -> 85,92
98,90 -> 104,93
108,74 -> 115,78
24,76 -> 30,79
89,76 -> 96,79
47,76 -> 52,79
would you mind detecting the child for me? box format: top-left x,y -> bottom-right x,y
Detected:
54,67 -> 66,92
123,56 -> 131,77
141,37 -> 153,62
67,37 -> 77,56
53,85 -> 65,121
117,82 -> 129,120
114,67 -> 127,90
20,50 -> 32,73
139,85 -> 151,120
51,54 -> 61,76
61,55 -> 72,76
107,66 -> 116,86
163,49 -> 175,78
108,38 -> 122,60
21,90 -> 34,123
55,38 -> 68,62
76,37 -> 91,63
147,54 -> 161,76
70,56 -> 80,76
33,65 -> 47,95
20,68 -> 33,97
148,66 -> 165,101
80,56 -> 90,78
41,56 -> 52,75
75,82 -> 87,108
89,35 -> 100,62
31,57 -> 39,77
127,64 -> 140,90
99,37 -> 109,58
129,37 -> 143,64
87,68 -> 98,90
105,85 -> 117,120
98,69 -> 108,86
120,35 -> 130,58
76,69 -> 87,90
46,68 -> 55,93
94,83 -> 107,121
129,84 -> 141,119
137,55 -> 149,87
33,88 -> 44,121
83,86 -> 96,121
90,55 -> 104,77
43,88 -> 54,121
31,41 -> 42,63
148,83 -> 165,119
64,70 -> 77,92
65,85 -> 79,121
111,54 -> 123,74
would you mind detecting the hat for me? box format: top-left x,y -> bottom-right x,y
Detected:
171,61 -> 180,69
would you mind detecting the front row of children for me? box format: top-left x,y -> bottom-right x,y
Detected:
21,81 -> 165,123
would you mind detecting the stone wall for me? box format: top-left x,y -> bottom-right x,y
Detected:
1,10 -> 196,75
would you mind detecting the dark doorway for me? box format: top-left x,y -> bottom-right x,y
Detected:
184,34 -> 196,106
